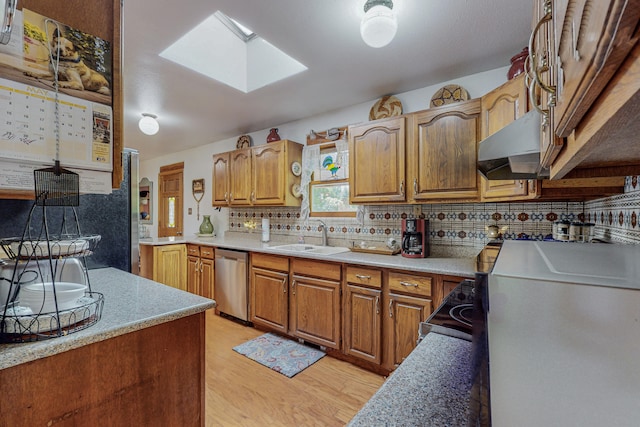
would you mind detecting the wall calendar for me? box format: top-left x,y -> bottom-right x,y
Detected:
0,77 -> 113,171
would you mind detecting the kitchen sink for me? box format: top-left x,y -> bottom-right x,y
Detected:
267,243 -> 350,255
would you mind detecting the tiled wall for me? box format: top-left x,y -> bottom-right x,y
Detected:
584,176 -> 640,244
230,201 -> 585,249
231,176 -> 640,247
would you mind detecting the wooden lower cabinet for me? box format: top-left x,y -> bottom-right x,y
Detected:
385,292 -> 432,369
291,259 -> 341,350
139,244 -> 187,291
187,244 -> 215,299
343,266 -> 383,364
344,284 -> 382,364
250,253 -> 290,334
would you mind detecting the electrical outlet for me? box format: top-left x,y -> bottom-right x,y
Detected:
413,205 -> 422,217
188,208 -> 192,215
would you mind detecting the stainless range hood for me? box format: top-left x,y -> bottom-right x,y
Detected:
478,110 -> 546,180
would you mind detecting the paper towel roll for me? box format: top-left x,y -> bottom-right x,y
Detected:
262,218 -> 270,242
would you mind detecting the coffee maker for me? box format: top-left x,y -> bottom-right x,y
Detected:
401,218 -> 429,258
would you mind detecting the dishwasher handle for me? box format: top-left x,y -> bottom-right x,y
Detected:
214,248 -> 248,263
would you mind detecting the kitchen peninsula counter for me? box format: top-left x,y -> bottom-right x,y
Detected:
0,267 -> 215,426
349,332 -> 472,426
140,234 -> 479,278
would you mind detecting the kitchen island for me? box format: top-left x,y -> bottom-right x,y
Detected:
0,267 -> 215,426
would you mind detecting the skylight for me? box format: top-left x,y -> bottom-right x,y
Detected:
159,11 -> 307,93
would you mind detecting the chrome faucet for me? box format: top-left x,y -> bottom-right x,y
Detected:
318,220 -> 328,246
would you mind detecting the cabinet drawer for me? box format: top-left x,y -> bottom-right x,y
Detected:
200,246 -> 214,259
388,271 -> 432,297
346,266 -> 382,288
186,244 -> 200,257
292,258 -> 341,281
252,252 -> 289,272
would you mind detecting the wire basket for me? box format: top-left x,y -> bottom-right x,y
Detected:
0,234 -> 101,260
0,291 -> 104,343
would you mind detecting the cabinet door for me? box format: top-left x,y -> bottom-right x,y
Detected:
153,244 -> 187,291
344,284 -> 382,364
480,75 -> 534,200
229,148 -> 253,206
349,117 -> 406,203
253,141 -> 286,205
386,293 -> 432,368
290,274 -> 341,349
200,258 -> 215,299
186,255 -> 200,295
212,153 -> 230,206
411,99 -> 481,201
553,0 -> 640,137
251,267 -> 289,334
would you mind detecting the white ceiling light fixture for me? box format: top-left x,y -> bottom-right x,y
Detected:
360,0 -> 398,48
138,113 -> 159,136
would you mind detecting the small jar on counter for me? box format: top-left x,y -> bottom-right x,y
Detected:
582,223 -> 595,242
555,221 -> 570,241
569,222 -> 583,242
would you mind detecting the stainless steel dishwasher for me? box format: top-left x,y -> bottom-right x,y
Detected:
214,248 -> 249,322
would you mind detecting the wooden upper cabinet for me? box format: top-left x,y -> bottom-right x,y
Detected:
229,148 -> 253,206
212,153 -> 230,206
212,140 -> 302,207
253,143 -> 286,204
349,117 -> 406,203
409,99 -> 481,202
553,0 -> 640,138
480,75 -> 537,200
252,140 -> 302,206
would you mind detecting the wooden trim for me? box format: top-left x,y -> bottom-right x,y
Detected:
160,162 -> 185,173
111,0 -> 123,189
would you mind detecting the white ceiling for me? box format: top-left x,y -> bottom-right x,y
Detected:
123,0 -> 533,160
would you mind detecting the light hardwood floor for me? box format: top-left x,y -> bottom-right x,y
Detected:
205,311 -> 385,426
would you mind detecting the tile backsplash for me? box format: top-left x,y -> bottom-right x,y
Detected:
584,176 -> 640,244
230,201 -> 585,249
231,177 -> 640,247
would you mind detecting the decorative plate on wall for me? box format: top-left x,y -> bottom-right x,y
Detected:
430,85 -> 470,107
236,135 -> 252,149
369,95 -> 403,120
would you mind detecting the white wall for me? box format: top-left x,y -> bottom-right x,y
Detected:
139,66 -> 510,239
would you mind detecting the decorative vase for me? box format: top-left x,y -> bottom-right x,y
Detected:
199,215 -> 214,235
507,47 -> 528,80
267,128 -> 281,143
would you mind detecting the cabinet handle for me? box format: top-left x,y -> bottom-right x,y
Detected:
200,260 -> 204,273
251,191 -> 255,203
355,274 -> 371,280
528,1 -> 555,98
230,192 -> 234,202
375,296 -> 380,314
282,277 -> 287,293
528,73 -> 549,128
519,180 -> 524,189
388,300 -> 393,318
292,279 -> 296,295
224,192 -> 228,203
400,281 -> 418,288
399,180 -> 404,197
413,178 -> 418,195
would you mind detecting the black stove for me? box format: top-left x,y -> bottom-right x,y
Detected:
420,279 -> 475,342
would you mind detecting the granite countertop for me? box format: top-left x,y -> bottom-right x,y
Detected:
348,332 -> 472,427
0,267 -> 215,370
140,235 -> 479,278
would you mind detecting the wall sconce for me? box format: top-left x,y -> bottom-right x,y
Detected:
360,0 -> 397,48
138,113 -> 159,135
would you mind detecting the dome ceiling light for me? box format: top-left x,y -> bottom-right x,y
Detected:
360,0 -> 398,48
138,113 -> 159,136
